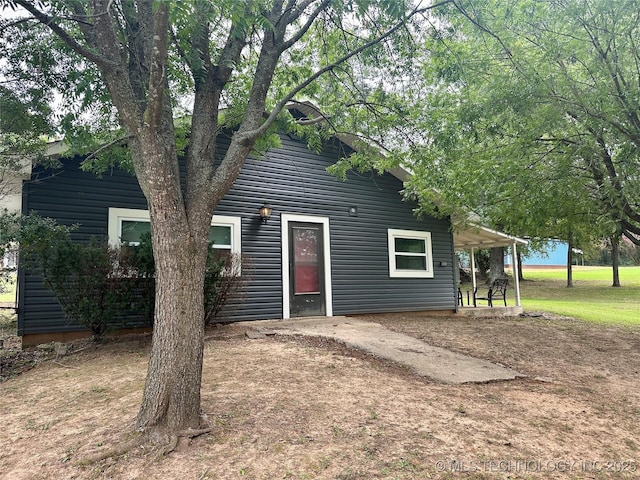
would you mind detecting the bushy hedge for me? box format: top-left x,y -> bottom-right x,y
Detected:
16,215 -> 136,338
1,212 -> 246,339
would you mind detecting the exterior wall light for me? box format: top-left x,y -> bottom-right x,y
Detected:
259,203 -> 272,224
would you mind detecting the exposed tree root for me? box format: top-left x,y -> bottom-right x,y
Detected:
77,427 -> 213,465
77,437 -> 143,465
161,428 -> 213,456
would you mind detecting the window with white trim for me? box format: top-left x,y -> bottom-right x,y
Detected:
387,229 -> 434,278
108,208 -> 241,255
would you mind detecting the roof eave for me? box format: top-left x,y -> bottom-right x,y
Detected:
453,224 -> 528,250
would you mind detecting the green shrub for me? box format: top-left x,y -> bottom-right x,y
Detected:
0,211 -> 19,295
5,213 -> 248,335
204,251 -> 246,326
18,215 -> 132,339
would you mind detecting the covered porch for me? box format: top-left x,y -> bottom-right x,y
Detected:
453,225 -> 528,316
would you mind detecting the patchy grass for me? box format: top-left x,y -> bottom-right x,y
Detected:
523,266 -> 640,284
1,273 -> 17,342
0,273 -> 17,304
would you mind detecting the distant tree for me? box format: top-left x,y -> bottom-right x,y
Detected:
488,247 -> 504,284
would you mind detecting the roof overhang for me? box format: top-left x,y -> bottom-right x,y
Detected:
453,225 -> 528,250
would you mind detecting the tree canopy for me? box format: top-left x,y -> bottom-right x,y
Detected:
402,0 -> 640,252
0,86 -> 51,201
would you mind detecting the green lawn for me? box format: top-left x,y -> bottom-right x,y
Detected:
519,266 -> 640,325
0,273 -> 17,304
460,266 -> 640,325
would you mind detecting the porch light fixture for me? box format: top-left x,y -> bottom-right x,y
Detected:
259,203 -> 272,224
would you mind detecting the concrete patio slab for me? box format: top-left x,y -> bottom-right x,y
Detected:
242,316 -> 524,384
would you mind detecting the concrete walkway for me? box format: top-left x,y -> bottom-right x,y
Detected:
244,316 -> 523,384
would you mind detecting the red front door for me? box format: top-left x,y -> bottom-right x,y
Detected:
289,222 -> 325,317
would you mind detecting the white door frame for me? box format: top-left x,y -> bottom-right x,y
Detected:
281,213 -> 333,319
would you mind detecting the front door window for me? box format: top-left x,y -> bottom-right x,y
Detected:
289,222 -> 325,317
293,226 -> 320,294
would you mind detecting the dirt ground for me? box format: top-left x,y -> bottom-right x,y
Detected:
1,311 -> 639,479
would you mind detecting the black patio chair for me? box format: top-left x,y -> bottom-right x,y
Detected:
473,278 -> 508,307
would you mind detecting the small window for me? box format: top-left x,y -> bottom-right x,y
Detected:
121,220 -> 151,246
108,209 -> 150,247
209,225 -> 232,251
108,208 -> 241,255
387,229 -> 434,278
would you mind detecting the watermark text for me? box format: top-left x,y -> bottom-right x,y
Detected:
434,459 -> 637,474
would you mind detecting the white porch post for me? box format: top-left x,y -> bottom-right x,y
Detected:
470,247 -> 477,296
511,241 -> 521,307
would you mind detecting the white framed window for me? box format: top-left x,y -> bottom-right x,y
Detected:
108,207 -> 241,255
107,208 -> 150,247
387,229 -> 434,278
208,217 -> 241,255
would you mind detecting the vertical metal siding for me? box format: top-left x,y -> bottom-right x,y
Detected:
19,137 -> 456,335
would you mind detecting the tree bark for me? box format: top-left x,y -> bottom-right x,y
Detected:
517,250 -> 524,281
475,249 -> 490,281
611,235 -> 621,287
135,225 -> 208,432
128,132 -> 212,433
489,246 -> 505,283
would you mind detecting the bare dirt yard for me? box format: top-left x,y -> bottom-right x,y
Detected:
1,311 -> 639,479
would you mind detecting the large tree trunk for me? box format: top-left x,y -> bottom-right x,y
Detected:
475,249 -> 490,281
127,130 -> 212,433
611,235 -> 621,287
135,217 -> 209,432
489,246 -> 505,283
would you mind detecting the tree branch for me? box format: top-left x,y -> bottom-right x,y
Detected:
212,18 -> 248,89
580,17 -> 640,134
144,2 -> 170,129
240,0 -> 455,142
0,16 -> 37,34
621,220 -> 640,242
12,0 -> 116,69
282,0 -> 318,24
82,135 -> 133,164
282,0 -> 332,51
452,0 -> 515,66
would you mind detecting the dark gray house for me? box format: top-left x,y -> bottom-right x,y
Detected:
14,130 -> 460,345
